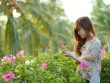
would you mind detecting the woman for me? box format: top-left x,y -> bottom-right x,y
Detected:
62,16 -> 102,83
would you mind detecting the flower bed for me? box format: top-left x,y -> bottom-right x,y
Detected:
0,50 -> 85,83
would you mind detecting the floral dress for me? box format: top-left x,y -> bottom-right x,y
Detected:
76,37 -> 102,83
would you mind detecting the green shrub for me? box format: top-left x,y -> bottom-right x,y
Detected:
101,54 -> 110,83
0,50 -> 85,83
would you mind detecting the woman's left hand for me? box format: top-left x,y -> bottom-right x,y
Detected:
62,50 -> 76,57
62,50 -> 71,57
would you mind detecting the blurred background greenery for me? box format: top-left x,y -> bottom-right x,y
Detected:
0,0 -> 110,57
0,0 -> 73,57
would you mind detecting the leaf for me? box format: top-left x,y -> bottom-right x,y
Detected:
5,14 -> 20,55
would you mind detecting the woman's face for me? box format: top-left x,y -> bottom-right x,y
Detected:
78,26 -> 87,38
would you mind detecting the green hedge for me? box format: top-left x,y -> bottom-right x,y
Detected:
0,50 -> 85,83
101,54 -> 110,83
0,50 -> 109,83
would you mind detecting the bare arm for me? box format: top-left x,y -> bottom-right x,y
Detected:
79,55 -> 96,61
70,52 -> 81,62
70,52 -> 96,62
62,51 -> 96,62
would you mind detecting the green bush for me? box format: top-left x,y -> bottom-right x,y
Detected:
101,54 -> 110,83
0,50 -> 85,83
1,50 -> 110,83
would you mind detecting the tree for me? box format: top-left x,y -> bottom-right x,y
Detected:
91,0 -> 110,50
0,0 -> 73,56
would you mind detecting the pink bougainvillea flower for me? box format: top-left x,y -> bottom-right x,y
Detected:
42,63 -> 47,69
101,55 -> 107,60
1,55 -> 10,62
101,49 -> 106,55
2,72 -> 15,82
60,43 -> 65,49
16,50 -> 24,57
10,57 -> 16,62
2,55 -> 16,63
100,49 -> 107,60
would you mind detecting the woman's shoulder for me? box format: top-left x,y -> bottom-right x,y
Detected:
91,36 -> 101,46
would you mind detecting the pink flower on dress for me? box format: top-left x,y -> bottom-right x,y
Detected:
16,50 -> 24,57
85,67 -> 91,72
80,61 -> 89,69
42,63 -> 47,69
86,75 -> 92,80
80,60 -> 91,72
2,72 -> 15,82
89,52 -> 96,58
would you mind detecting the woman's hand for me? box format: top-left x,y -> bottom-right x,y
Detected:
62,51 -> 81,62
62,50 -> 71,57
62,50 -> 76,57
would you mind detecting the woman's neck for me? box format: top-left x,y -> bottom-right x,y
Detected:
86,33 -> 95,43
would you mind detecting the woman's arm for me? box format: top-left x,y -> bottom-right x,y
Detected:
62,51 -> 82,62
63,51 -> 96,62
79,55 -> 96,61
81,40 -> 101,62
70,52 -> 96,62
70,52 -> 81,62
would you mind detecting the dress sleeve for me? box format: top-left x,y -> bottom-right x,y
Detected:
89,40 -> 102,61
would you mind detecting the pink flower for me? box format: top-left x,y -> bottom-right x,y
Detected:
16,50 -> 24,57
80,61 -> 89,69
1,55 -> 16,63
2,72 -> 15,82
86,67 -> 91,72
1,55 -> 10,62
10,57 -> 16,62
101,55 -> 107,60
42,63 -> 47,69
86,75 -> 92,80
101,49 -> 106,55
60,43 -> 65,49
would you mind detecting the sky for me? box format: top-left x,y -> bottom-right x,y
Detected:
62,0 -> 110,22
62,0 -> 93,22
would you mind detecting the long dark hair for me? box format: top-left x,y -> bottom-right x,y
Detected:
74,16 -> 95,56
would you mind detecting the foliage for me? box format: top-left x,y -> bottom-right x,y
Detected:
91,0 -> 110,50
0,0 -> 73,56
101,54 -> 110,83
0,50 -> 85,83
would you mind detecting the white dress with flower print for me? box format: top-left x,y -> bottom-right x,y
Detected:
76,37 -> 102,83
